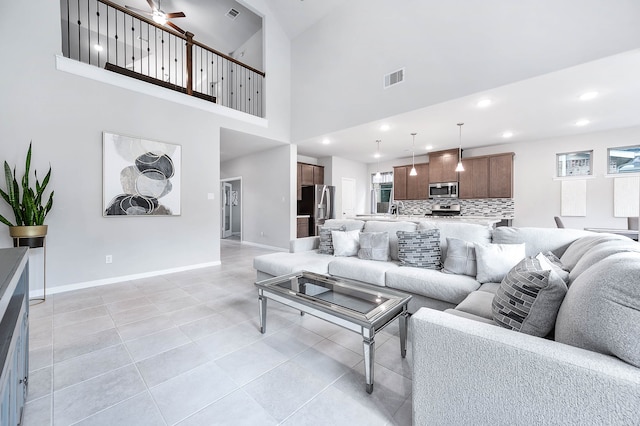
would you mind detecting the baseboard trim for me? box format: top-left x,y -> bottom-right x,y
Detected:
240,241 -> 287,252
30,261 -> 222,298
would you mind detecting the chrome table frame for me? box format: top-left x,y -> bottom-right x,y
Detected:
255,271 -> 411,394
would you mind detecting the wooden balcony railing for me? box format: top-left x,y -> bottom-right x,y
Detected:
60,0 -> 265,117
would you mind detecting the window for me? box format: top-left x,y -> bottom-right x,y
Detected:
608,145 -> 640,175
556,150 -> 592,177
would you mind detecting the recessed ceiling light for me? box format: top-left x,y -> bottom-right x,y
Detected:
502,131 -> 513,138
579,91 -> 598,101
425,145 -> 433,150
575,119 -> 590,127
477,99 -> 492,108
374,153 -> 381,158
94,44 -> 103,52
322,138 -> 330,145
380,124 -> 390,131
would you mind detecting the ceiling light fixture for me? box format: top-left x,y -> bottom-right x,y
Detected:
575,119 -> 590,127
410,133 -> 417,176
502,131 -> 513,138
380,124 -> 390,131
152,11 -> 168,25
426,145 -> 433,150
375,140 -> 382,180
322,138 -> 330,145
579,91 -> 598,101
93,44 -> 103,52
477,99 -> 492,108
455,123 -> 465,172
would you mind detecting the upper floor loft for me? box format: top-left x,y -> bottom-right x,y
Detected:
60,0 -> 265,118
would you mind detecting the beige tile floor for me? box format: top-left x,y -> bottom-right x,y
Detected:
23,239 -> 412,425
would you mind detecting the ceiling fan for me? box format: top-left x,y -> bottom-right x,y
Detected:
126,0 -> 187,34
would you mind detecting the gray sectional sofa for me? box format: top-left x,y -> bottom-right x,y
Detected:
253,219 -> 640,424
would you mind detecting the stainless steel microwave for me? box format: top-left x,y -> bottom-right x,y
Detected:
429,182 -> 458,199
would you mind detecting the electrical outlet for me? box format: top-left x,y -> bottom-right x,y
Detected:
105,255 -> 112,264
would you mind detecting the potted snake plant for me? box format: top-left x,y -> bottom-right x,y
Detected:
0,143 -> 54,247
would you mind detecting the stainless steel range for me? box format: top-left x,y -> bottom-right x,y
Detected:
429,203 -> 461,216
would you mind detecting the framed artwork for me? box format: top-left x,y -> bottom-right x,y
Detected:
607,145 -> 640,174
556,150 -> 592,177
103,132 -> 181,216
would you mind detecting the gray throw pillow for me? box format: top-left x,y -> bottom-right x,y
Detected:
318,225 -> 345,255
555,252 -> 640,368
442,237 -> 476,276
358,231 -> 390,261
542,250 -> 570,284
492,255 -> 568,337
474,242 -> 526,284
396,229 -> 441,269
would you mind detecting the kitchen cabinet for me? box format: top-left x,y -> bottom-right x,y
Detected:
393,163 -> 428,200
458,152 -> 514,199
297,217 -> 310,238
297,163 -> 302,200
459,157 -> 489,199
313,166 -> 324,184
300,163 -> 314,186
428,149 -> 459,183
489,153 -> 514,198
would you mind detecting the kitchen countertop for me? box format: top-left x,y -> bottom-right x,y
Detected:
296,215 -> 311,219
353,214 -> 509,226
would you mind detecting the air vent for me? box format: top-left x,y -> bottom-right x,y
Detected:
383,68 -> 405,88
226,8 -> 240,20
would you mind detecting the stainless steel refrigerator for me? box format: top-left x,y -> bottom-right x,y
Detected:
300,185 -> 335,236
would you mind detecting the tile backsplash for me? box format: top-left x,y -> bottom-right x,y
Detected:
398,199 -> 514,219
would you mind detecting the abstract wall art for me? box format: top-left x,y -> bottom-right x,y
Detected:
103,132 -> 181,216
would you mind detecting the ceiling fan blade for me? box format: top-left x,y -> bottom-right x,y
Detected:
166,21 -> 186,34
146,0 -> 157,11
125,5 -> 153,15
165,12 -> 186,19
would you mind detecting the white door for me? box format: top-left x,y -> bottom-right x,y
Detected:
221,182 -> 233,238
341,177 -> 356,218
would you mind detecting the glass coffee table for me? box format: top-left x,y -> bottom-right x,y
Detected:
255,271 -> 412,393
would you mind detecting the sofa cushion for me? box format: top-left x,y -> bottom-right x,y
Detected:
331,229 -> 360,257
324,219 -> 365,232
455,291 -> 494,320
253,251 -> 333,277
386,267 -> 480,304
442,237 -> 477,276
560,234 -> 630,270
568,239 -> 640,282
474,242 -> 526,284
328,256 -> 398,287
318,225 -> 345,255
418,220 -> 492,259
363,220 -> 417,260
492,255 -> 568,337
555,252 -> 640,368
358,231 -> 390,261
444,308 -> 497,326
492,226 -> 593,257
397,229 -> 441,269
542,251 -> 570,284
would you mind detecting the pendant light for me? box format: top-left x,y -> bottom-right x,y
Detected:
375,140 -> 382,180
410,133 -> 417,176
455,123 -> 465,172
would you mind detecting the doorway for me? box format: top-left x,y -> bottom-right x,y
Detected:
221,177 -> 242,240
341,177 -> 356,218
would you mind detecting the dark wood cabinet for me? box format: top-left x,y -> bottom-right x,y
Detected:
428,149 -> 459,183
297,217 -> 310,238
458,152 -> 514,199
313,165 -> 324,184
489,153 -> 514,198
297,163 -> 302,200
459,157 -> 489,199
393,163 -> 428,200
300,163 -> 314,186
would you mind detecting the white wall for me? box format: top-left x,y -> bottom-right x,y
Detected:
231,29 -> 263,71
0,0 -> 292,291
221,144 -> 296,249
463,126 -> 640,228
290,0 -> 640,142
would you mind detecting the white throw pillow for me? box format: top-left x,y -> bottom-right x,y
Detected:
474,242 -> 526,283
331,229 -> 360,257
